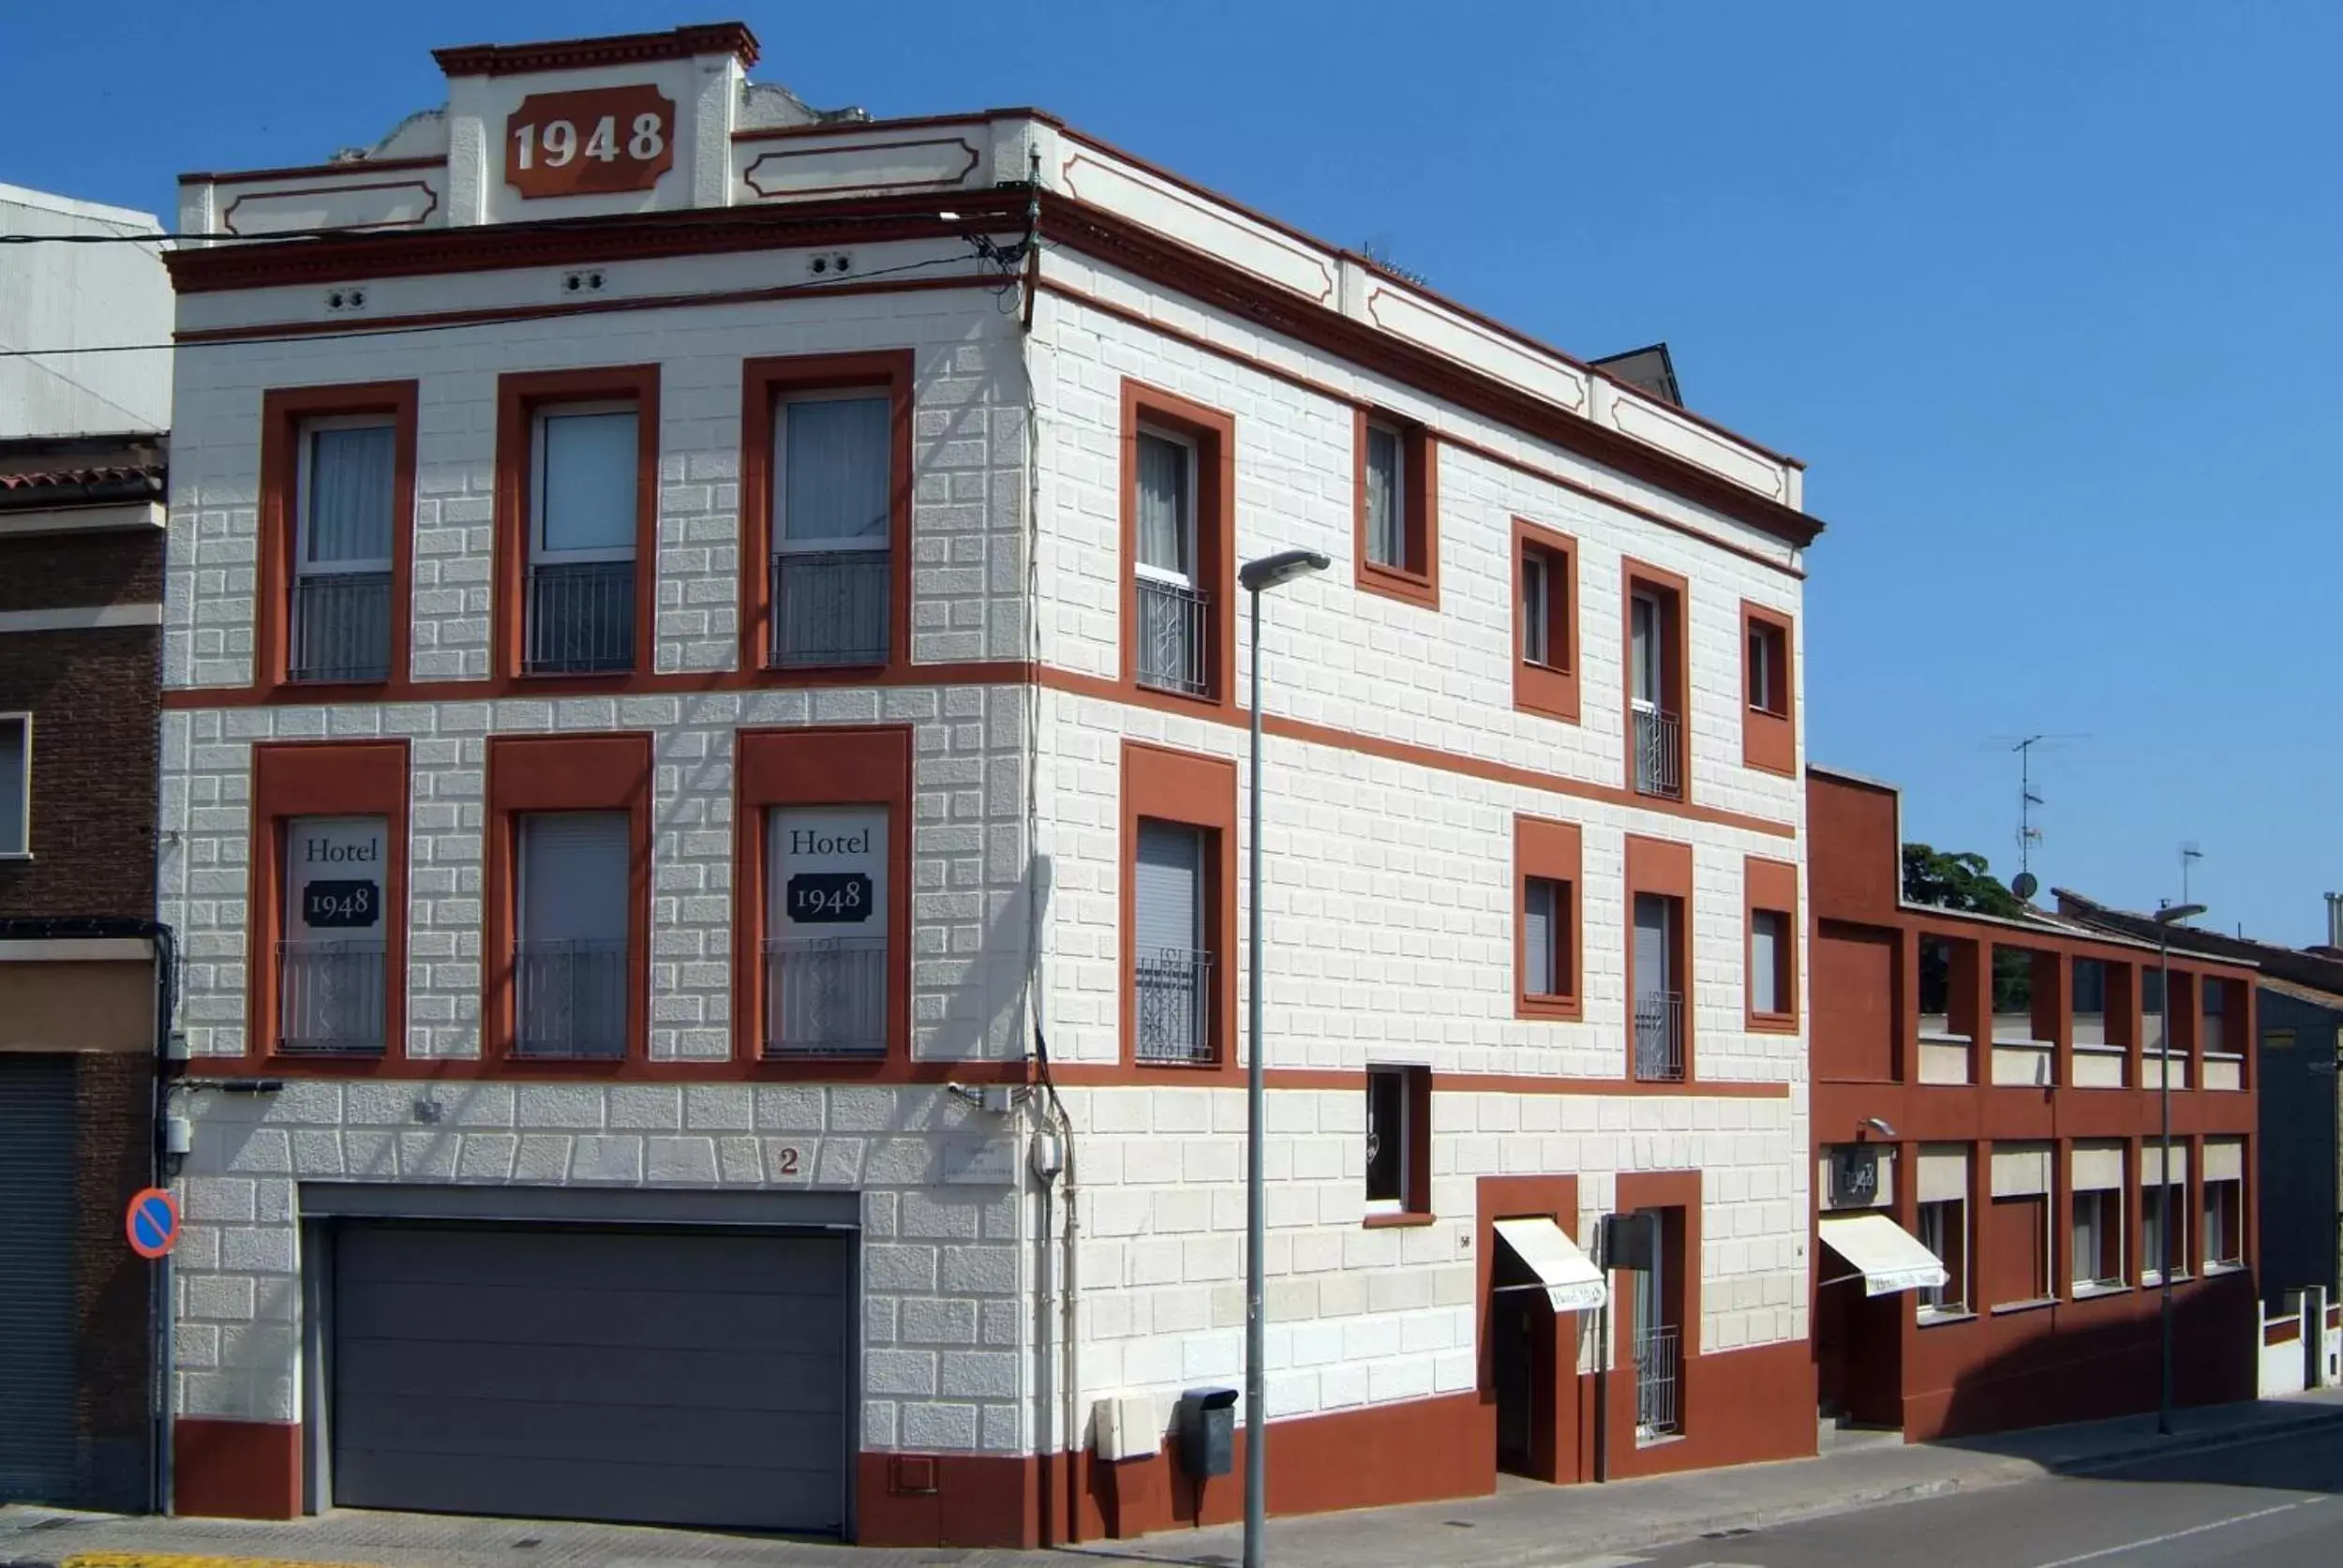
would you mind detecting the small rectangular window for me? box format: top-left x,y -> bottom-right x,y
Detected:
1524,876 -> 1571,999
1365,1064 -> 1427,1216
2070,1188 -> 2123,1288
1750,908 -> 1790,1016
515,811 -> 630,1058
526,404 -> 638,674
1917,1198 -> 1966,1314
290,418 -> 397,683
0,714 -> 25,857
765,805 -> 888,1058
2142,1183 -> 2187,1281
2203,1178 -> 2243,1267
278,814 -> 390,1054
1747,620 -> 1788,716
1990,1193 -> 2052,1305
771,391 -> 891,668
1520,553 -> 1551,665
1134,818 -> 1210,1062
1364,421 -> 1405,569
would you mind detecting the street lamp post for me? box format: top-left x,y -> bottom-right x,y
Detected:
1236,548 -> 1327,1568
2153,900 -> 2206,1437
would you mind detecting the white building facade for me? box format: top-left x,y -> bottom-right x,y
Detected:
157,22 -> 1820,1546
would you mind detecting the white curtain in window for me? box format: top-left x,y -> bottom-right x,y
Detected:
781,396 -> 890,546
537,411 -> 638,556
520,812 -> 631,945
2071,1142 -> 2125,1191
1365,424 -> 1402,567
0,718 -> 24,856
1136,432 -> 1191,576
305,425 -> 395,567
1752,910 -> 1783,1013
1134,820 -> 1201,958
1521,555 -> 1548,663
1525,878 -> 1557,995
1917,1145 -> 1968,1203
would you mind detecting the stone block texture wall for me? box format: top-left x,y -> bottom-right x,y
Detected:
160,218 -> 1811,1505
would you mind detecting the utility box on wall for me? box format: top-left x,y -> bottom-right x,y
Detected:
1175,1387 -> 1238,1478
1092,1394 -> 1160,1462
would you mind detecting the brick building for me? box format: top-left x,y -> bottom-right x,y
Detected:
1808,768 -> 2261,1441
157,23 -> 1825,1544
0,184 -> 174,1511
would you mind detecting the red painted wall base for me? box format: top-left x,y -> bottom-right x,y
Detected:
173,1417 -> 301,1519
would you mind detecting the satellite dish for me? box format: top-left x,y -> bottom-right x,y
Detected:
2011,871 -> 2039,903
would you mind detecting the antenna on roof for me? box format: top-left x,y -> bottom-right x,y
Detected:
2180,842 -> 2203,906
1982,733 -> 2087,898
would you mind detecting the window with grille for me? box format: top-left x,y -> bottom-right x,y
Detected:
291,418 -> 396,683
515,811 -> 631,1057
770,391 -> 891,667
526,404 -> 638,674
1134,819 -> 1211,1062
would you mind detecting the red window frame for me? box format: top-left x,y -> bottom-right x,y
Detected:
1353,407 -> 1439,609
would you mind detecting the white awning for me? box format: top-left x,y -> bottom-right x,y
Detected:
1493,1217 -> 1607,1312
1819,1212 -> 1948,1297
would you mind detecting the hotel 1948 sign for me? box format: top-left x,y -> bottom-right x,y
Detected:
771,808 -> 887,938
288,817 -> 385,935
504,84 -> 677,199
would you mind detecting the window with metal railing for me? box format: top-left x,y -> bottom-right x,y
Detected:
1135,427 -> 1209,696
763,936 -> 887,1057
276,940 -> 386,1054
514,811 -> 630,1058
1134,817 -> 1214,1062
525,404 -> 638,675
770,390 -> 891,666
1634,1324 -> 1681,1439
1634,991 -> 1685,1082
1632,889 -> 1684,1081
1633,707 -> 1682,799
1136,948 -> 1214,1063
290,418 -> 396,682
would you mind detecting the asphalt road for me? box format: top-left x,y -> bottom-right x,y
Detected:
1618,1423 -> 2343,1568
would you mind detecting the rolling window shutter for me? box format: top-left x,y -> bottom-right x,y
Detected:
538,410 -> 637,555
520,812 -> 630,947
1134,821 -> 1201,961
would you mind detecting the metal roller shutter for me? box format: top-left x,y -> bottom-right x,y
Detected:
0,1055 -> 79,1502
330,1221 -> 849,1533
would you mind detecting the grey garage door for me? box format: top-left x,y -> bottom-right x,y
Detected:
0,1055 -> 78,1503
331,1221 -> 849,1533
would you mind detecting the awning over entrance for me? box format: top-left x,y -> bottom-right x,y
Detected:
1493,1217 -> 1607,1311
1819,1211 -> 1948,1296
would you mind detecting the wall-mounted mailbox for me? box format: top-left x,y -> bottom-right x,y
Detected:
1175,1386 -> 1238,1478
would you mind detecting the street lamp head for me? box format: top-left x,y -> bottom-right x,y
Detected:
1239,548 -> 1330,594
2155,902 -> 2208,925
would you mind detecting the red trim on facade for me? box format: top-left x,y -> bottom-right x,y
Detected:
172,1417 -> 302,1519
492,365 -> 660,683
1120,380 -> 1237,712
733,725 -> 913,1068
738,351 -> 916,676
1515,814 -> 1584,1021
246,740 -> 410,1064
1512,517 -> 1579,724
255,382 -> 418,696
1741,601 -> 1796,777
433,22 -> 759,76
1351,408 -> 1440,610
181,156 -> 448,187
481,733 -> 653,1066
1119,740 -> 1239,1082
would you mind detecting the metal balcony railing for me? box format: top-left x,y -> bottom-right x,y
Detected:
513,938 -> 626,1058
1633,990 -> 1685,1083
1634,706 -> 1681,799
525,560 -> 634,674
276,939 -> 386,1054
1634,1324 -> 1681,1439
769,549 -> 890,667
764,936 -> 888,1058
289,572 -> 393,683
1136,947 -> 1214,1064
1136,576 -> 1209,697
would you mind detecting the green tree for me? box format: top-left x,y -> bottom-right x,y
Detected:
1903,844 -> 2034,1014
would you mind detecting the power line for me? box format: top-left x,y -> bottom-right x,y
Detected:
0,250 -> 998,360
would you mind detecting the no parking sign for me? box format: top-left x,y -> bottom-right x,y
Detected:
126,1187 -> 180,1260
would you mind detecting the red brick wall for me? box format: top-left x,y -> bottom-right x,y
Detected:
0,624 -> 160,918
74,1052 -> 155,1510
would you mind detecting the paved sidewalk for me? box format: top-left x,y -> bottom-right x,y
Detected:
6,1392 -> 2342,1568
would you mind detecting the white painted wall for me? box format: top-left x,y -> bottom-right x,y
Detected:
0,183 -> 172,437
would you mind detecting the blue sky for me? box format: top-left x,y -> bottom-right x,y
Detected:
8,3 -> 2336,941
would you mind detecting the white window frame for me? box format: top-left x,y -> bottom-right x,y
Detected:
1521,551 -> 1552,666
1364,418 -> 1406,571
530,400 -> 639,567
1364,1064 -> 1416,1216
1631,590 -> 1662,710
1133,425 -> 1198,588
0,712 -> 29,859
771,387 -> 893,559
294,413 -> 398,579
1916,1197 -> 1966,1317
